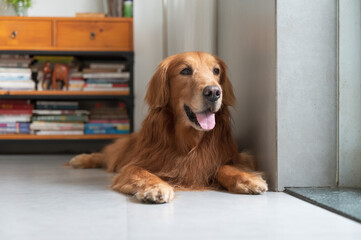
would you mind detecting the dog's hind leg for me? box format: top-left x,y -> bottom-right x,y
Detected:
69,153 -> 105,169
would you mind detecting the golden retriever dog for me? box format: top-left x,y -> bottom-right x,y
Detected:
69,52 -> 268,203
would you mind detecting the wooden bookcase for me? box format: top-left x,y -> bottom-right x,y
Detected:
0,16 -> 134,153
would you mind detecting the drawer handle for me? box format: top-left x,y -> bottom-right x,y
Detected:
90,32 -> 96,40
10,31 -> 17,39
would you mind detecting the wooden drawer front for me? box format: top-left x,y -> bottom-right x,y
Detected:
56,21 -> 132,50
0,20 -> 52,48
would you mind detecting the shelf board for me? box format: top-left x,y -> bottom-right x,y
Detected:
0,134 -> 128,140
0,90 -> 130,96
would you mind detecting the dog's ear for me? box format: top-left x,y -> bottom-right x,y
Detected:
145,59 -> 171,109
216,57 -> 235,106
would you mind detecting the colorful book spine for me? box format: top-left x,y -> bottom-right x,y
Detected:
85,123 -> 130,130
85,129 -> 130,134
32,115 -> 88,122
32,109 -> 89,115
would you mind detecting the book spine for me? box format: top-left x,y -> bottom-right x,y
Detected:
35,105 -> 78,110
85,123 -> 130,130
88,119 -> 130,124
32,115 -> 88,122
0,109 -> 32,114
85,129 -> 130,134
35,130 -> 84,135
0,115 -> 31,122
0,103 -> 33,110
83,72 -> 130,79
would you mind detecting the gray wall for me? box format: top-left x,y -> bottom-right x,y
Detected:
217,0 -> 277,190
338,0 -> 361,187
277,0 -> 338,190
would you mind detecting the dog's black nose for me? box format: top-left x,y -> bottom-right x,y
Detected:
203,85 -> 221,102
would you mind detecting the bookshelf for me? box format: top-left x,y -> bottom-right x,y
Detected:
0,17 -> 134,153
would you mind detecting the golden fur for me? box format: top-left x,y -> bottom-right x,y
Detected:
69,52 -> 267,203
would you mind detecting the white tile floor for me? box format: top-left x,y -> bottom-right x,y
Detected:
0,155 -> 360,240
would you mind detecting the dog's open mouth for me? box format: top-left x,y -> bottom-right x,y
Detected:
184,105 -> 216,130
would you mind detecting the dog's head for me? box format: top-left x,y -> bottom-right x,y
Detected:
145,52 -> 235,131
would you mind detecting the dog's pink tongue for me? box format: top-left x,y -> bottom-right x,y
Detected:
196,111 -> 215,130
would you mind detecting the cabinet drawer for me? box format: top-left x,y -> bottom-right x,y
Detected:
56,21 -> 132,50
0,20 -> 52,48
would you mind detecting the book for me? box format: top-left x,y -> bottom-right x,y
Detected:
32,109 -> 89,115
0,127 -> 30,134
36,101 -> 78,106
82,68 -> 122,73
0,122 -> 30,134
0,115 -> 32,122
30,122 -> 85,131
82,87 -> 129,92
36,101 -> 79,110
0,109 -> 33,115
0,122 -> 30,128
0,80 -> 35,89
85,123 -> 130,130
86,78 -> 129,84
88,119 -> 130,124
84,83 -> 129,88
0,76 -> 31,81
35,130 -> 84,135
83,72 -> 130,79
89,63 -> 126,70
32,115 -> 88,122
85,129 -> 129,134
90,107 -> 128,120
0,68 -> 31,74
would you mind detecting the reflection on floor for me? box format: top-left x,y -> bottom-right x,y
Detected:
0,155 -> 360,240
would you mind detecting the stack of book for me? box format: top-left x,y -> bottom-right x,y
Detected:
85,102 -> 130,134
82,63 -> 130,92
30,101 -> 88,135
69,71 -> 85,91
0,65 -> 34,91
0,100 -> 32,134
0,55 -> 32,68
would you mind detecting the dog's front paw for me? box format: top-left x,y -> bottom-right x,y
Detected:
135,183 -> 175,204
233,174 -> 268,194
69,154 -> 88,168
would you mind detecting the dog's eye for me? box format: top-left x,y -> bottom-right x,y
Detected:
213,68 -> 220,75
180,67 -> 192,76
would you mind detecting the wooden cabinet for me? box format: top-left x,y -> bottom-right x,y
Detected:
56,20 -> 132,50
0,16 -> 133,51
0,19 -> 52,49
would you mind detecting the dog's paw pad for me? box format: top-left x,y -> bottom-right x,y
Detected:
135,183 -> 175,204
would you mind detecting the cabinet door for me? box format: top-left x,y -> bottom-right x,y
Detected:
0,20 -> 52,49
55,21 -> 133,51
